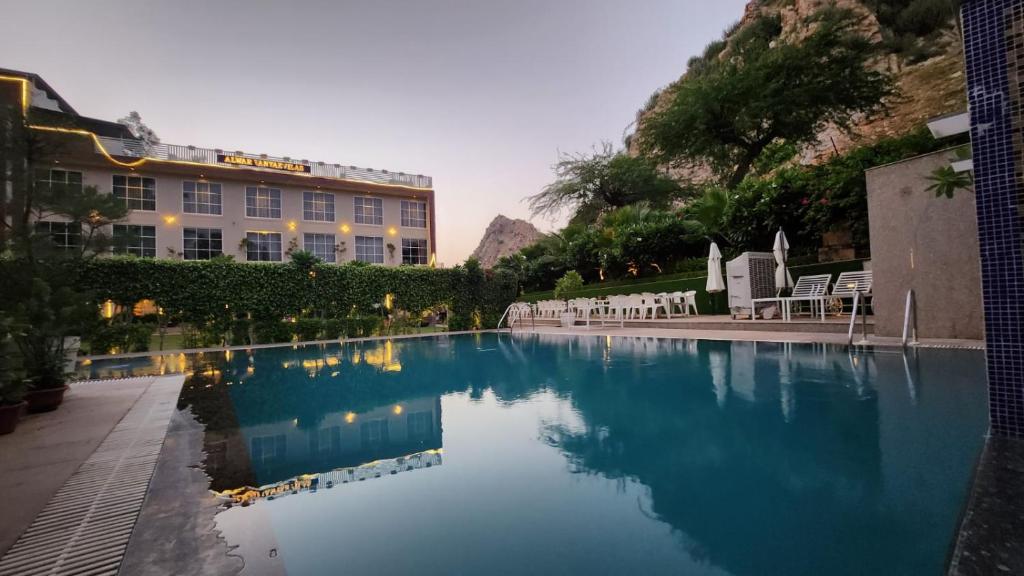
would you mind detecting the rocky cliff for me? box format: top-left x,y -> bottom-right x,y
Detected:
627,0 -> 966,182
470,215 -> 543,269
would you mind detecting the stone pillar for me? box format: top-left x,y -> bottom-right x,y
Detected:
961,0 -> 1024,437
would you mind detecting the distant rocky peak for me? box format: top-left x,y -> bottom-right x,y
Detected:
471,215 -> 543,269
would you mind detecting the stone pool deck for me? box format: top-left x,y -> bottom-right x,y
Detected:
0,376 -> 223,576
0,378 -> 156,557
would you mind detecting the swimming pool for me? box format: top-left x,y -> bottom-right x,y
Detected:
82,333 -> 988,575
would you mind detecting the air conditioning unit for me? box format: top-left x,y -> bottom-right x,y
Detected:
726,252 -> 776,319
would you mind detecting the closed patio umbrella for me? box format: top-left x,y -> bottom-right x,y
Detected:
773,228 -> 794,290
709,347 -> 728,408
706,242 -> 725,293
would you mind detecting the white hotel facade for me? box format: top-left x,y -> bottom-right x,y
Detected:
1,69 -> 436,265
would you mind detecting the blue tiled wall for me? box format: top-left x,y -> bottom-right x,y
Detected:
962,0 -> 1024,437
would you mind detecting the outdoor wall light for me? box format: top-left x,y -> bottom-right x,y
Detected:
163,215 -> 177,225
387,226 -> 397,236
340,224 -> 351,233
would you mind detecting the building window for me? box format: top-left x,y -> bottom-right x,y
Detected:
245,186 -> 281,219
401,200 -> 427,228
113,175 -> 156,211
251,435 -> 287,465
354,197 -> 383,225
37,169 -> 83,194
183,227 -> 223,260
360,419 -> 389,446
303,191 -> 335,222
354,235 -> 384,264
246,231 -> 282,261
183,181 -> 222,215
303,233 -> 336,262
35,221 -> 81,250
401,238 -> 428,265
113,225 -> 156,257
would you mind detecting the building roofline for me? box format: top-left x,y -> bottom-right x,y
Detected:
3,67 -> 432,188
0,67 -> 78,115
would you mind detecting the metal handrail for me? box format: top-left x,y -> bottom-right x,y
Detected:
497,303 -> 535,332
847,291 -> 869,345
902,289 -> 919,346
94,136 -> 433,189
496,304 -> 514,331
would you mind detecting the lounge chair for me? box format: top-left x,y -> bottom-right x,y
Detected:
752,274 -> 831,321
780,274 -> 832,321
827,270 -> 873,314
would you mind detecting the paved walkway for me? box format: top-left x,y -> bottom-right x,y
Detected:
0,378 -> 159,556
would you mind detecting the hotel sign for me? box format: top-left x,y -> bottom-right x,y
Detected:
217,154 -> 311,174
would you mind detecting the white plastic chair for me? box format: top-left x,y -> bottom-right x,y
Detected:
638,293 -> 659,320
682,290 -> 699,316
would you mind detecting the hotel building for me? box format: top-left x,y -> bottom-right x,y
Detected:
0,69 -> 436,265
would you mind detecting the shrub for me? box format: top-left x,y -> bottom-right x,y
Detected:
181,322 -> 224,349
895,0 -> 956,37
321,319 -> 346,339
60,258 -> 516,336
346,316 -> 382,337
554,271 -> 584,299
229,318 -> 252,346
293,318 -> 323,341
253,320 -> 293,344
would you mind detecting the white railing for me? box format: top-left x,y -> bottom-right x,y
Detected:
94,136 -> 433,189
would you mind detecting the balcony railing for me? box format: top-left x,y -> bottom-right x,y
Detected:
94,136 -> 433,189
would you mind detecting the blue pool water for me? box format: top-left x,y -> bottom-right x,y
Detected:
82,333 -> 988,575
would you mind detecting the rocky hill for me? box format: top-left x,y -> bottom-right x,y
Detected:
627,0 -> 966,181
471,215 -> 543,269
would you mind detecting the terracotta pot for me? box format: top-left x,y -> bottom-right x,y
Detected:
24,385 -> 69,413
0,402 -> 26,435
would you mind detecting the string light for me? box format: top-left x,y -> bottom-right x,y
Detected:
3,74 -> 429,189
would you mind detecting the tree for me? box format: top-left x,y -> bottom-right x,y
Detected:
638,9 -> 894,189
553,271 -> 584,300
117,111 -> 160,154
0,105 -> 129,390
528,143 -> 682,222
493,253 -> 528,294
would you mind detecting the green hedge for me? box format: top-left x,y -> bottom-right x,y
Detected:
520,258 -> 868,315
60,258 -> 516,339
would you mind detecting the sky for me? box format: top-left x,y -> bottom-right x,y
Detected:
1,0 -> 749,264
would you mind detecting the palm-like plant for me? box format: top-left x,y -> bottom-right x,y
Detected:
683,187 -> 732,241
925,166 -> 973,199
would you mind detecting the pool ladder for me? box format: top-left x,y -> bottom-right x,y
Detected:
847,291 -> 870,346
902,289 -> 919,347
497,303 -> 535,332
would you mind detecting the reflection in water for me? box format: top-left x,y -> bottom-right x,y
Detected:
173,341 -> 444,498
82,335 -> 987,576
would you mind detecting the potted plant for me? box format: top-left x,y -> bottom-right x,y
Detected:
14,278 -> 79,413
0,318 -> 28,434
